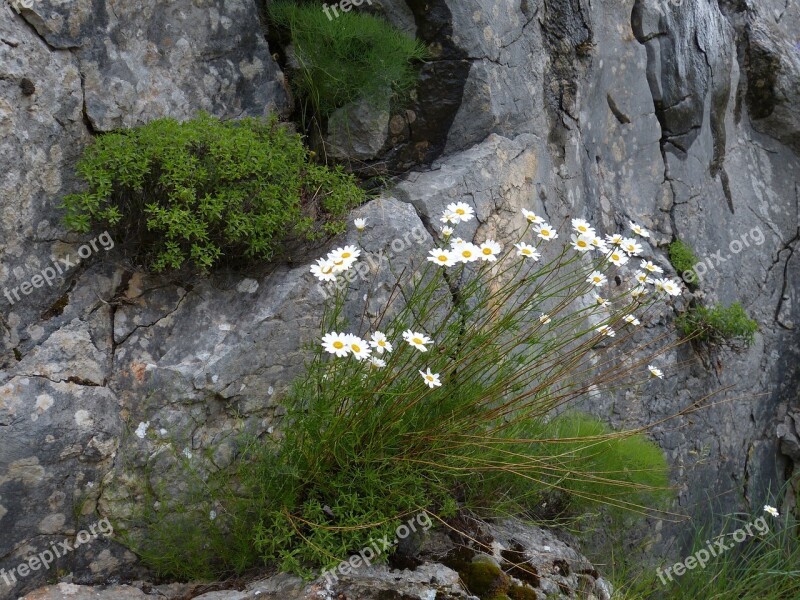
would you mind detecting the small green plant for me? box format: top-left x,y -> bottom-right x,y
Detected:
61,113 -> 365,272
678,302 -> 758,346
612,503 -> 800,600
123,213 -> 685,581
268,1 -> 427,122
668,239 -> 699,285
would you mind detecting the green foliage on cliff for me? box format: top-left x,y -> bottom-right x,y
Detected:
62,113 -> 364,271
124,212 -> 676,581
668,239 -> 699,285
613,501 -> 800,600
678,302 -> 758,346
267,1 -> 427,121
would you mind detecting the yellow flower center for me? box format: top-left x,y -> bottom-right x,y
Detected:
413,337 -> 423,345
426,375 -> 434,381
578,241 -> 587,248
482,248 -> 492,255
333,341 -> 344,349
378,341 -> 385,347
522,249 -> 531,255
462,251 -> 472,258
438,254 -> 448,261
456,208 -> 465,215
322,266 -> 333,274
341,252 -> 351,259
352,344 -> 361,352
541,229 -> 550,236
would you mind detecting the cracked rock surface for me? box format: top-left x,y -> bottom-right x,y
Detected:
1,0 -> 799,597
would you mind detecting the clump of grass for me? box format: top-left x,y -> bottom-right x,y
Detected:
677,302 -> 758,347
268,1 -> 427,123
668,239 -> 700,286
612,504 -> 800,599
121,213 -> 688,581
61,113 -> 364,272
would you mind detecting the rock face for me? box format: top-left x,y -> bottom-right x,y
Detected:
19,519 -> 613,600
1,0 -> 799,598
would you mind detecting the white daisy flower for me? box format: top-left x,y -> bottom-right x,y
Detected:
640,260 -> 664,274
608,249 -> 630,266
328,245 -> 361,272
310,258 -> 337,282
571,234 -> 593,253
630,286 -> 649,299
322,332 -> 351,357
478,240 -> 502,262
539,313 -> 552,324
534,223 -> 559,241
345,334 -> 372,361
183,448 -> 193,459
441,211 -> 459,224
428,248 -> 459,267
594,294 -> 611,308
587,271 -> 607,287
369,332 -> 393,354
623,314 -> 641,326
590,236 -> 609,253
657,278 -> 682,296
452,240 -> 481,263
446,202 -> 475,223
572,219 -> 596,237
419,368 -> 442,389
441,226 -> 454,237
605,233 -> 624,246
354,218 -> 367,231
515,243 -> 541,260
634,271 -> 655,285
209,510 -> 217,521
597,325 -> 616,337
621,238 -> 643,256
629,221 -> 651,238
647,365 -> 664,379
764,505 -> 780,518
368,356 -> 387,369
403,330 -> 433,352
522,209 -> 545,224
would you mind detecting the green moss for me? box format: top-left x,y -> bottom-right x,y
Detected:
460,559 -> 509,598
267,1 -> 427,122
668,239 -> 700,285
62,113 -> 365,272
677,302 -> 758,347
508,585 -> 539,600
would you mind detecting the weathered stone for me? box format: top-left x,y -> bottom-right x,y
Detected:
3,0 -> 800,596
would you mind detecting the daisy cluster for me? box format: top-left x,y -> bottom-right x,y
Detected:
310,245 -> 361,283
313,202 -> 679,386
321,329 -> 442,388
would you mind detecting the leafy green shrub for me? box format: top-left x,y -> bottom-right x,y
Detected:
62,113 -> 365,272
678,302 -> 758,346
268,1 -> 427,121
668,239 -> 700,285
124,214 -> 683,580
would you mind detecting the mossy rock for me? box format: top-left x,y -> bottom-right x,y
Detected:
508,585 -> 539,600
460,555 -> 510,598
